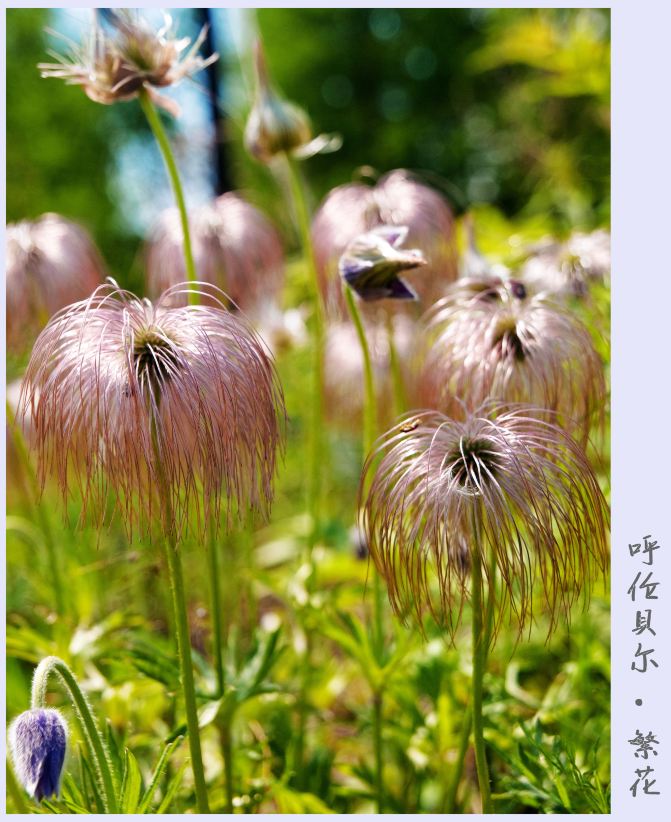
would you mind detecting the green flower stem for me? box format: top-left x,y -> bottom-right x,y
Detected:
343,287 -> 376,458
443,705 -> 473,813
372,691 -> 384,814
343,285 -> 387,813
7,401 -> 65,619
385,314 -> 407,418
151,425 -> 210,814
32,656 -> 118,814
285,155 -> 325,570
208,519 -> 238,815
470,509 -> 493,814
285,156 -> 324,777
138,88 -> 197,305
221,723 -> 235,814
207,520 -> 225,700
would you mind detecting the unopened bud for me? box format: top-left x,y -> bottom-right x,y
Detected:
339,226 -> 426,302
244,41 -> 312,163
8,708 -> 68,801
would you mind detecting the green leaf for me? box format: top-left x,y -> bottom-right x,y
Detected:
138,736 -> 184,814
156,760 -> 189,813
120,748 -> 143,814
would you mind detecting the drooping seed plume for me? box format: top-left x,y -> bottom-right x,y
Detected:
145,193 -> 285,316
20,281 -> 285,539
6,214 -> 106,355
361,404 -> 609,638
9,708 -> 68,801
39,9 -> 217,116
416,282 -> 606,445
312,169 -> 457,314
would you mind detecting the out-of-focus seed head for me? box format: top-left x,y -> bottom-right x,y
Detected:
520,230 -> 611,298
312,170 -> 458,315
145,193 -> 285,316
6,214 -> 106,356
416,285 -> 606,446
244,40 -> 312,163
20,281 -> 286,540
361,404 -> 609,638
339,226 -> 426,302
39,10 -> 217,116
8,708 -> 68,801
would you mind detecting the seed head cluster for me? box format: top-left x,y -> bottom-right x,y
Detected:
21,282 -> 285,539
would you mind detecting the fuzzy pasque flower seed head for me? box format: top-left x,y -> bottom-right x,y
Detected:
9,708 -> 68,801
6,214 -> 106,355
417,283 -> 606,445
362,404 -> 609,637
145,193 -> 284,316
21,281 -> 285,539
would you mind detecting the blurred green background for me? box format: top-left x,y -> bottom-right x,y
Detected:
7,7 -> 610,291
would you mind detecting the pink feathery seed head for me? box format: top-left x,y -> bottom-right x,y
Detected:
361,403 -> 610,640
311,170 -> 458,316
20,281 -> 286,540
39,10 -> 217,116
145,194 -> 284,317
324,314 -> 415,432
416,284 -> 606,447
520,229 -> 611,298
6,214 -> 106,355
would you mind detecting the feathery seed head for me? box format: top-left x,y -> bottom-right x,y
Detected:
361,404 -> 610,638
520,229 -> 611,298
8,708 -> 68,802
417,285 -> 606,445
146,193 -> 284,316
6,214 -> 105,355
39,10 -> 217,116
20,281 -> 285,539
312,170 -> 458,314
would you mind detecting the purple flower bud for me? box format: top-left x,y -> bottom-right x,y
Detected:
8,708 -> 68,801
338,226 -> 427,302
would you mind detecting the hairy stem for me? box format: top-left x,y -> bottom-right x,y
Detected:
285,155 -> 325,773
343,285 -> 387,810
372,690 -> 384,813
151,425 -> 210,814
207,519 -> 225,699
285,155 -> 325,569
385,314 -> 407,418
221,723 -> 235,814
32,656 -> 118,814
139,88 -> 198,305
470,510 -> 493,814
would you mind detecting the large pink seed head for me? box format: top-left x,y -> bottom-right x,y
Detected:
416,283 -> 606,446
311,170 -> 457,316
361,404 -> 609,638
6,214 -> 106,355
145,194 -> 284,317
20,282 -> 285,539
